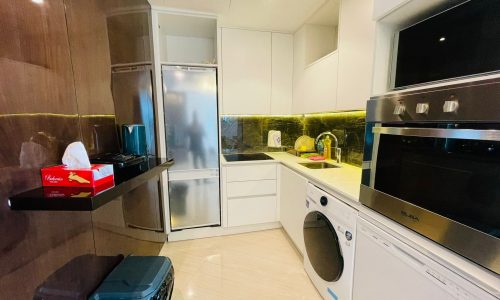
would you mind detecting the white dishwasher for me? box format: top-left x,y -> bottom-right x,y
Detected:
353,215 -> 498,300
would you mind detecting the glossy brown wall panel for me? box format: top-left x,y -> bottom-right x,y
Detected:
0,1 -> 94,299
0,0 -> 158,298
64,0 -> 115,116
0,0 -> 78,114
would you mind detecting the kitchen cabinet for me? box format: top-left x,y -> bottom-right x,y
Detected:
223,163 -> 279,227
292,51 -> 338,114
271,33 -> 293,114
221,28 -> 293,115
279,165 -> 307,254
336,0 -> 376,111
221,28 -> 272,115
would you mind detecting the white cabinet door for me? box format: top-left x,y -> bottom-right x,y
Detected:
228,196 -> 277,227
298,52 -> 338,114
280,165 -> 308,254
221,28 -> 271,115
336,0 -> 376,111
271,33 -> 293,114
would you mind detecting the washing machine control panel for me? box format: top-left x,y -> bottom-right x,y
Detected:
306,183 -> 358,227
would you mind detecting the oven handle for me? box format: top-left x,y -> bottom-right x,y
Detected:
372,127 -> 500,141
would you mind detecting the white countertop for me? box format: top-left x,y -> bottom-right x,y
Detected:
220,152 -> 362,207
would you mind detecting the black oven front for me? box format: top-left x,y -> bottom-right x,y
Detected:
361,79 -> 500,274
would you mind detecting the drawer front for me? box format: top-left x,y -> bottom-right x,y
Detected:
228,196 -> 277,227
226,164 -> 277,182
227,180 -> 277,198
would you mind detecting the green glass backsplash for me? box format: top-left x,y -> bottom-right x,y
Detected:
220,111 -> 366,166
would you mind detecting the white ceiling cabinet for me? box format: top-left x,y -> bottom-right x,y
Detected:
221,28 -> 272,115
221,28 -> 293,115
157,13 -> 217,65
271,33 -> 293,114
335,0 -> 376,111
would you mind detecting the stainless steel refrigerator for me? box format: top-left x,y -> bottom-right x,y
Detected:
111,65 -> 164,232
162,65 -> 220,231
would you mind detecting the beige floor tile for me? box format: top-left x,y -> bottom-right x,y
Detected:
160,229 -> 322,300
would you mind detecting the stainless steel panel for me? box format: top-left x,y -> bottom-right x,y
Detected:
112,65 -> 156,156
359,185 -> 500,274
122,177 -> 163,231
372,127 -> 500,141
169,177 -> 220,230
366,78 -> 500,123
162,66 -> 219,171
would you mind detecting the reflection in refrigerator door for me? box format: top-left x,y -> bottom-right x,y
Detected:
122,178 -> 163,231
169,177 -> 220,230
112,65 -> 156,156
163,66 -> 219,171
162,65 -> 221,230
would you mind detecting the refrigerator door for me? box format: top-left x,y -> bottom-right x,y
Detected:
112,65 -> 156,156
162,66 -> 219,171
122,178 -> 163,231
111,65 -> 163,233
162,65 -> 221,230
168,169 -> 220,230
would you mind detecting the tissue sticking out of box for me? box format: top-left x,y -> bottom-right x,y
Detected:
267,130 -> 282,148
62,141 -> 91,169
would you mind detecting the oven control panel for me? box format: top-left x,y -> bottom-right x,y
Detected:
366,78 -> 500,123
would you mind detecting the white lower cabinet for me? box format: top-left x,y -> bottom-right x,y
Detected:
223,163 -> 279,227
228,196 -> 277,227
279,165 -> 307,254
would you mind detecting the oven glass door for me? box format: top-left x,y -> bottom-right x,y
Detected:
369,124 -> 500,240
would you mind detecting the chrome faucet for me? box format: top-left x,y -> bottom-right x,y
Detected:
315,131 -> 342,163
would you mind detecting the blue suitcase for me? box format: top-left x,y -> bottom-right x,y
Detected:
90,256 -> 174,300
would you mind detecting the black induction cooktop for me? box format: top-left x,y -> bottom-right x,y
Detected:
223,153 -> 274,162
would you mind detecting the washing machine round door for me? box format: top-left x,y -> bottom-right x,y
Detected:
303,211 -> 344,282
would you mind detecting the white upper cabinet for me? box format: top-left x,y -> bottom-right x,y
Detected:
271,33 -> 294,115
221,28 -> 272,115
221,28 -> 293,115
293,51 -> 338,114
336,0 -> 376,111
292,16 -> 339,114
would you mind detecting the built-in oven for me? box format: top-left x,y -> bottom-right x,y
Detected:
360,78 -> 500,274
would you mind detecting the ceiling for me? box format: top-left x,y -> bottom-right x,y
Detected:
149,0 -> 231,14
306,0 -> 340,27
148,0 -> 335,33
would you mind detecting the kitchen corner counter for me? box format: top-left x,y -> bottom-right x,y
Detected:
221,152 -> 362,206
266,152 -> 362,206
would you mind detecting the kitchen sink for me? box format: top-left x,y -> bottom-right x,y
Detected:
299,162 -> 341,169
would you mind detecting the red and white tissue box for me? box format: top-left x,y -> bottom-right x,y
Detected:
41,164 -> 114,188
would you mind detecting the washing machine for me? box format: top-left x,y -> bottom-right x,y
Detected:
303,183 -> 357,300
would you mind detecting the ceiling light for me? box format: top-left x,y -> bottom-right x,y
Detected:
439,37 -> 446,42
